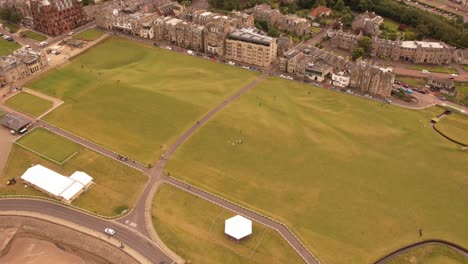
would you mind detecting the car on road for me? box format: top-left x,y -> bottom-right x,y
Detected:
451,73 -> 458,77
68,31 -> 74,36
438,96 -> 447,101
104,228 -> 115,235
385,98 -> 392,103
421,70 -> 430,74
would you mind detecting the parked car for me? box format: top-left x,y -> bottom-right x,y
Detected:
385,98 -> 392,103
438,96 -> 447,101
68,31 -> 74,36
104,228 -> 115,236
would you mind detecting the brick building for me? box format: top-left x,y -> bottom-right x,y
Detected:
30,0 -> 87,36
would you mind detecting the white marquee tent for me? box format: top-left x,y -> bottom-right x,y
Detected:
224,215 -> 252,240
20,165 -> 93,202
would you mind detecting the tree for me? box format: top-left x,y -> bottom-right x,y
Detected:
254,19 -> 269,32
352,47 -> 366,60
357,36 -> 372,55
0,8 -> 11,21
297,0 -> 315,9
268,27 -> 279,37
9,12 -> 21,24
334,0 -> 345,11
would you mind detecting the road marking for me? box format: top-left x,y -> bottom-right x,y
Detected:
125,220 -> 138,228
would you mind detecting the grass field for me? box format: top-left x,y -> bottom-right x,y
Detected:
456,83 -> 468,96
20,30 -> 47,41
1,21 -> 18,33
152,183 -> 304,264
382,19 -> 401,32
165,77 -> 468,264
435,113 -> 468,145
408,65 -> 458,74
386,244 -> 468,264
72,29 -> 104,41
0,40 -> 20,56
0,136 -> 147,216
16,128 -> 82,164
27,38 -> 258,164
397,76 -> 426,88
464,65 -> 468,72
4,92 -> 53,117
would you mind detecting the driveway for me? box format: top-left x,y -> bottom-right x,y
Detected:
0,128 -> 16,177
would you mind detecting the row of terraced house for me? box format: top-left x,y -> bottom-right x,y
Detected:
96,4 -> 279,67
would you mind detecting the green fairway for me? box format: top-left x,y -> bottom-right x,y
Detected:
0,144 -> 147,216
72,29 -> 104,41
408,65 -> 458,74
165,77 -> 468,264
435,113 -> 468,145
20,30 -> 47,41
464,65 -> 468,72
0,39 -> 20,56
4,92 -> 53,117
152,183 -> 303,264
386,244 -> 468,264
16,128 -> 82,164
27,38 -> 258,164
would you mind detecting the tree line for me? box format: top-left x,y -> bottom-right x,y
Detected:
344,0 -> 468,47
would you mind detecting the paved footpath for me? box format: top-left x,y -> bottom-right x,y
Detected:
33,121 -> 148,173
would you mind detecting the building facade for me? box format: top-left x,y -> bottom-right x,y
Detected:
225,29 -> 277,67
352,11 -> 383,36
348,60 -> 394,96
329,29 -> 455,64
250,4 -> 311,36
0,46 -> 47,86
30,0 -> 87,36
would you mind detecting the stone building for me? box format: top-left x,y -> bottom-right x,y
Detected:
329,30 -> 362,52
250,4 -> 310,36
251,4 -> 281,25
280,45 -> 348,81
348,59 -> 394,97
278,14 -> 310,36
225,29 -> 277,67
0,46 -> 47,86
230,11 -> 254,29
352,11 -> 383,36
203,18 -> 231,56
428,77 -> 456,96
30,0 -> 87,36
329,29 -> 455,64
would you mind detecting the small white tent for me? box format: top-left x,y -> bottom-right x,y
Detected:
224,215 -> 252,240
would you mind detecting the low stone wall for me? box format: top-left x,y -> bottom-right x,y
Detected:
0,216 -> 138,264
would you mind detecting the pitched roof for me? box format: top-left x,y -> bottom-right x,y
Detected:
310,6 -> 331,17
0,113 -> 31,131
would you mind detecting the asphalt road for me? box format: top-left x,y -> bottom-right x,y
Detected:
0,199 -> 172,264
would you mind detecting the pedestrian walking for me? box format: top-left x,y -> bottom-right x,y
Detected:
419,228 -> 423,237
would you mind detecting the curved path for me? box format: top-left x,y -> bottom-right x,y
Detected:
119,71 -> 321,264
430,112 -> 468,147
0,199 -> 172,264
374,240 -> 468,264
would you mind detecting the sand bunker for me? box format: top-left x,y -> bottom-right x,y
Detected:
0,237 -> 88,264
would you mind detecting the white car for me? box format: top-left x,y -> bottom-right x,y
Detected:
421,70 -> 430,74
104,228 -> 115,236
68,31 -> 74,36
451,73 -> 458,77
